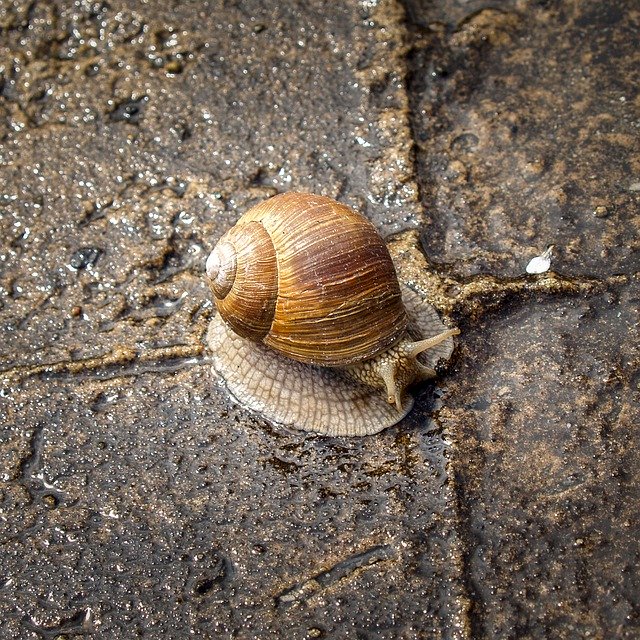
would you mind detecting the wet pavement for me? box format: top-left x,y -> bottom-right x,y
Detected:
1,0 -> 638,638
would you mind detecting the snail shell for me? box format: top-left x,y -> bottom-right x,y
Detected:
206,192 -> 407,366
205,192 -> 458,437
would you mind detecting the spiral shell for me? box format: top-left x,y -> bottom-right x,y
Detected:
206,192 -> 408,366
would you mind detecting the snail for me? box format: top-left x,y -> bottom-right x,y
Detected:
205,192 -> 459,437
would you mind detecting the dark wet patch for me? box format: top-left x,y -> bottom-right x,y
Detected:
108,97 -> 149,124
69,247 -> 101,270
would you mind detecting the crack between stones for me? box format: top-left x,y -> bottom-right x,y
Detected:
275,544 -> 396,607
388,230 -> 630,322
0,343 -> 205,383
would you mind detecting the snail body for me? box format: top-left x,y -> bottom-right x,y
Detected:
205,192 -> 458,437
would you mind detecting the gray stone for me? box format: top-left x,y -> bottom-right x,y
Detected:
1,0 -> 638,638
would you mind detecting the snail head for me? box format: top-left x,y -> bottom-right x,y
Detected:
345,328 -> 460,411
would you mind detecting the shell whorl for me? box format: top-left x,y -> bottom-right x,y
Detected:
206,241 -> 237,299
207,221 -> 278,342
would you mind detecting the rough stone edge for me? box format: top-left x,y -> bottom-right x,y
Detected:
354,0 -> 424,230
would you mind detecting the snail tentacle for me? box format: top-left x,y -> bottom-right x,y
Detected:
408,329 -> 461,358
344,327 -> 460,413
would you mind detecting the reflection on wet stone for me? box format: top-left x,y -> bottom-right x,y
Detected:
109,97 -> 149,123
69,247 -> 101,270
0,0 -> 637,638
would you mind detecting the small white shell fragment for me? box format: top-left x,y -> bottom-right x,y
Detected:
526,245 -> 554,274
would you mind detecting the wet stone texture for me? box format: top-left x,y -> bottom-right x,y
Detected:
402,0 -> 639,637
0,0 -> 638,639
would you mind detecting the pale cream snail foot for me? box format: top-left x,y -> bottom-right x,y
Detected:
206,284 -> 456,437
206,315 -> 413,437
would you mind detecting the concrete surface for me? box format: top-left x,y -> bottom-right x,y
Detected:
1,0 -> 638,638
